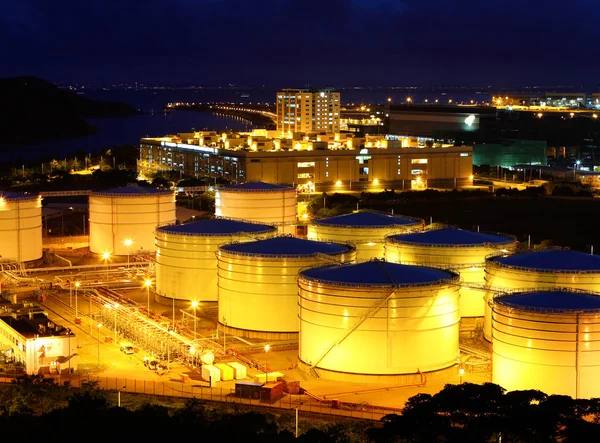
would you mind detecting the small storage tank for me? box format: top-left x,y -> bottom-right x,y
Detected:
89,186 -> 176,255
155,218 -> 277,303
215,182 -> 297,234
385,228 -> 517,318
298,260 -> 460,383
484,249 -> 600,341
0,192 -> 42,262
492,289 -> 600,398
218,236 -> 356,339
308,211 -> 423,261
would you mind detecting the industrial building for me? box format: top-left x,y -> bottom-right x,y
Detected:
215,182 -> 297,234
0,192 -> 42,262
384,228 -> 517,318
491,289 -> 600,398
154,218 -> 278,304
472,139 -> 547,169
298,260 -> 460,383
217,236 -> 356,340
276,89 -> 341,133
89,186 -> 176,256
0,304 -> 77,375
308,211 -> 423,261
484,249 -> 600,341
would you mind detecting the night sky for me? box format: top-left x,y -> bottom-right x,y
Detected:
1,0 -> 599,87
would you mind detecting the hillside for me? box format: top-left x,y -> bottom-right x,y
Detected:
0,76 -> 142,144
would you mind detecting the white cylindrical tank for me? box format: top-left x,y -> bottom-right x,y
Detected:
0,192 -> 42,262
89,186 -> 176,255
218,236 -> 356,339
484,250 -> 600,341
308,211 -> 423,261
155,218 -> 277,303
492,289 -> 600,398
385,228 -> 517,318
215,182 -> 297,234
298,260 -> 460,382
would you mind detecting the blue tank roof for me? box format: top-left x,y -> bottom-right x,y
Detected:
220,236 -> 350,256
157,219 -> 276,236
313,211 -> 419,228
496,290 -> 600,311
300,261 -> 455,286
491,250 -> 600,271
0,191 -> 38,201
93,186 -> 172,196
222,182 -> 294,191
389,228 -> 513,246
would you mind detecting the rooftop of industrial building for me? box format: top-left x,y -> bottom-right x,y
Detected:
157,218 -> 277,235
496,290 -> 600,311
0,191 -> 39,201
219,236 -> 350,256
300,260 -> 456,286
388,228 -> 514,246
93,186 -> 173,196
221,182 -> 295,192
0,311 -> 71,338
491,249 -> 600,271
312,211 -> 421,228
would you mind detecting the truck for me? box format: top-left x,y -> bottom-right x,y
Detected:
119,340 -> 135,355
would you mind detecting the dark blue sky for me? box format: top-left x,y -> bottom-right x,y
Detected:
1,0 -> 598,87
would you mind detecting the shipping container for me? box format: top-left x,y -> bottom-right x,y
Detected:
214,363 -> 234,381
226,361 -> 247,380
253,371 -> 284,383
260,381 -> 284,402
235,381 -> 263,399
201,364 -> 221,385
278,376 -> 301,395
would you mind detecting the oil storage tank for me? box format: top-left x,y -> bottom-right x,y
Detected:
156,218 -> 278,304
298,260 -> 460,383
385,228 -> 517,319
484,249 -> 600,341
215,182 -> 297,234
89,186 -> 176,255
0,192 -> 42,262
218,236 -> 356,339
308,211 -> 423,261
491,289 -> 600,398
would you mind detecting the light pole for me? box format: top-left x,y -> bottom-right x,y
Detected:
102,252 -> 110,281
66,329 -> 71,375
144,279 -> 152,318
459,367 -> 465,384
97,323 -> 102,367
191,301 -> 198,340
69,275 -> 73,307
74,281 -> 80,321
124,239 -> 132,268
264,344 -> 270,382
118,385 -> 126,407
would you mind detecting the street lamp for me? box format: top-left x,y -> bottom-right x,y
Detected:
264,344 -> 270,382
191,301 -> 198,340
97,323 -> 102,367
144,279 -> 152,318
124,239 -> 132,268
74,281 -> 80,321
102,252 -> 110,281
118,385 -> 126,407
459,367 -> 465,384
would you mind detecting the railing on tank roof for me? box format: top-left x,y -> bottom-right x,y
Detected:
311,210 -> 423,228
92,189 -> 174,197
491,287 -> 600,314
154,217 -> 278,237
384,229 -> 517,249
218,184 -> 296,193
484,247 -> 600,274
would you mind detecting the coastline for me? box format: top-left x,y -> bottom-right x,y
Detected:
167,103 -> 276,129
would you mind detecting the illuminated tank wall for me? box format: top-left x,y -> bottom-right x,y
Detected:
89,187 -> 176,255
484,250 -> 600,341
217,236 -> 356,339
215,182 -> 297,234
492,289 -> 600,398
385,228 -> 516,318
155,219 -> 277,303
0,192 -> 42,262
298,260 -> 460,383
308,211 -> 423,261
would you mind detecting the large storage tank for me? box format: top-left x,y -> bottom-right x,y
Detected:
298,260 -> 460,383
484,249 -> 600,341
492,289 -> 600,398
0,192 -> 42,262
215,182 -> 297,234
308,211 -> 423,261
155,218 -> 278,303
218,236 -> 356,339
89,186 -> 176,255
385,228 -> 517,318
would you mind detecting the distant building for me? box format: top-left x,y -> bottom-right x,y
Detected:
276,89 -> 340,134
473,139 -> 548,169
